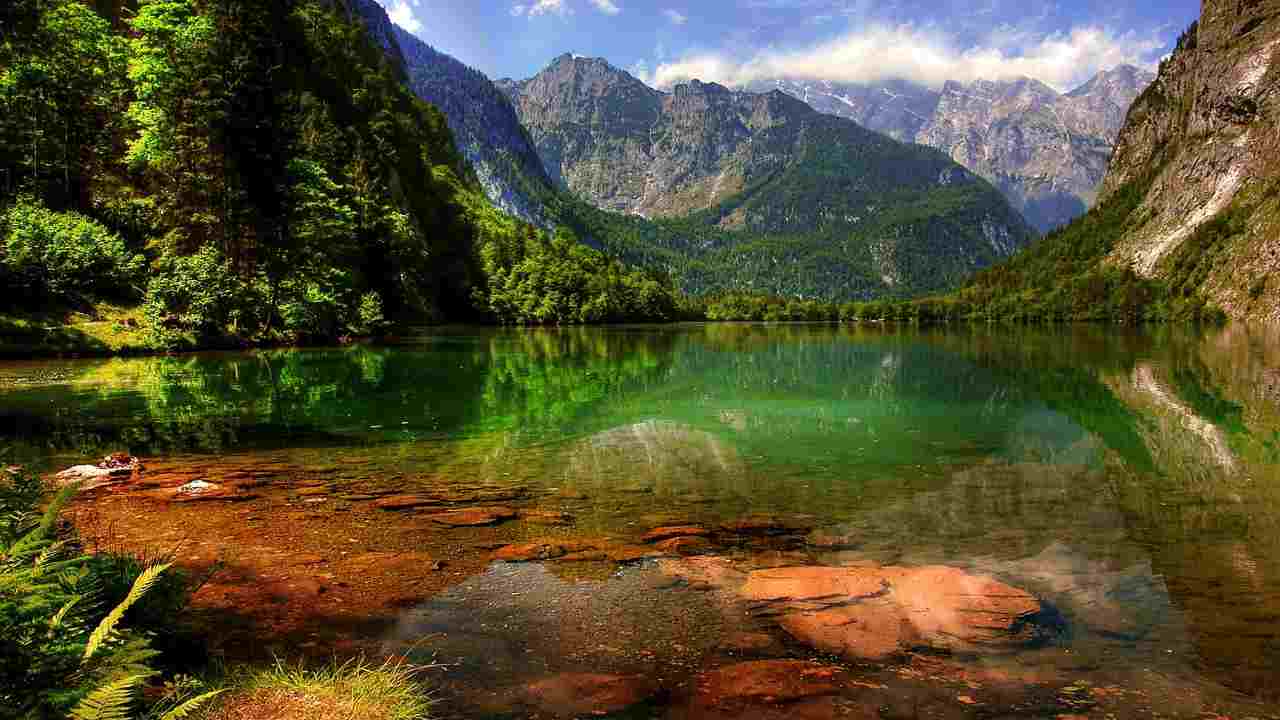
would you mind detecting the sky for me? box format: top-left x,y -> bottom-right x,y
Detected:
375,0 -> 1200,92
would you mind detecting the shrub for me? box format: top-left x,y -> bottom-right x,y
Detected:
144,246 -> 256,348
1,198 -> 145,303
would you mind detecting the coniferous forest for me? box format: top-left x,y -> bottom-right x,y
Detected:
0,0 -> 676,354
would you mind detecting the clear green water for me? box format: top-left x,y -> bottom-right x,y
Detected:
3,323 -> 1280,713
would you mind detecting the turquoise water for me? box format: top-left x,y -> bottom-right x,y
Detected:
3,323 -> 1280,714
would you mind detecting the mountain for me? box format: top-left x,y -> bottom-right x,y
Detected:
748,78 -> 938,143
1100,2 -> 1279,321
390,25 -> 554,224
754,67 -> 1155,233
949,0 -> 1278,324
500,54 -> 1035,298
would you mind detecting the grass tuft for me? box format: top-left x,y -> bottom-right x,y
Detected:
202,658 -> 435,720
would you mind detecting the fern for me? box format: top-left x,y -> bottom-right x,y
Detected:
49,594 -> 83,631
158,689 -> 225,720
84,563 -> 171,662
70,674 -> 145,720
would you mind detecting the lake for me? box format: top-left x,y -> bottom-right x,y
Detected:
3,323 -> 1279,718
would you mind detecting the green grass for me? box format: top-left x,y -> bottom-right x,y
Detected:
202,658 -> 435,720
0,303 -> 152,357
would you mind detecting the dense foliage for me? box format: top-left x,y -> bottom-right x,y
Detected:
0,0 -> 676,350
0,475 -> 218,719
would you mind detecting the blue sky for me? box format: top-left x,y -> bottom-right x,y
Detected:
377,0 -> 1199,91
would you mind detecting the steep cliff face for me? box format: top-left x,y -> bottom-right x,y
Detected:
1102,2 -> 1280,321
757,67 -> 1153,233
391,27 -> 554,224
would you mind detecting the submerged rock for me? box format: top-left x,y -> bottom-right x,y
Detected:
695,660 -> 845,707
743,565 -> 1048,660
722,515 -> 814,536
371,494 -> 444,511
162,479 -> 258,503
493,538 -> 667,564
642,525 -> 712,543
519,510 -> 575,526
426,506 -> 518,526
494,542 -> 570,562
654,535 -> 716,556
517,673 -> 656,717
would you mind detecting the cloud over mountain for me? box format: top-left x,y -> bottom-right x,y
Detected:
638,23 -> 1165,92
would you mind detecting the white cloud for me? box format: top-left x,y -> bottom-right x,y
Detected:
663,9 -> 687,25
590,0 -> 622,14
640,24 -> 1165,92
381,0 -> 421,34
511,0 -> 569,17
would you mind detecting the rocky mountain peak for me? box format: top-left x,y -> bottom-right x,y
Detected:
1096,0 -> 1279,320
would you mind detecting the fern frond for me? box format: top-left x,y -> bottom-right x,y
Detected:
37,484 -> 78,539
69,674 -> 144,720
159,689 -> 225,720
32,539 -> 68,577
50,594 -> 83,631
83,562 -> 171,662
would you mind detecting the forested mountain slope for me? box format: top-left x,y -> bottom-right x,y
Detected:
756,66 -> 1154,233
390,23 -> 555,225
1101,1 -> 1280,321
949,1 -> 1279,323
500,55 -> 1036,299
0,0 -> 676,351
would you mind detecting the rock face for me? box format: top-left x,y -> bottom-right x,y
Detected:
392,26 -> 554,225
754,66 -> 1155,233
1100,4 -> 1280,321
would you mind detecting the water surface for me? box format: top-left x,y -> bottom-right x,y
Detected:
3,323 -> 1279,717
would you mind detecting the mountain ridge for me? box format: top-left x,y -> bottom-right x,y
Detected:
499,54 -> 1036,299
748,65 -> 1154,232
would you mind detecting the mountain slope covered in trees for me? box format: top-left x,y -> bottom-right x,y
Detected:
755,67 -> 1155,233
0,0 -> 676,351
390,22 -> 555,225
497,55 -> 1036,299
